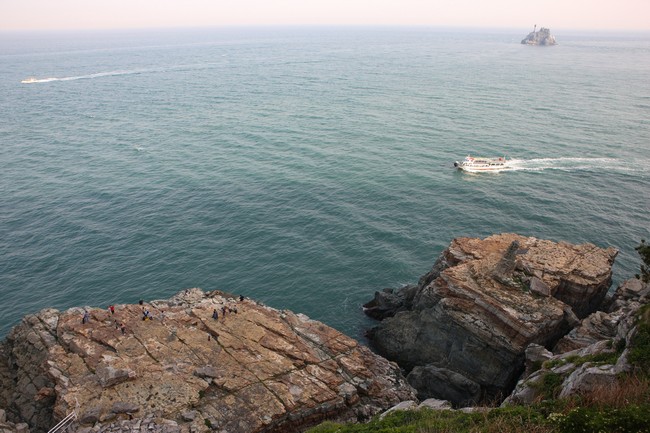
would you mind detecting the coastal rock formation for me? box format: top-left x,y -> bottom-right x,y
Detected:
0,289 -> 416,433
521,26 -> 557,45
504,277 -> 650,405
364,234 -> 617,405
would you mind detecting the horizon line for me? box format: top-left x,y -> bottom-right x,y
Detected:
2,23 -> 650,34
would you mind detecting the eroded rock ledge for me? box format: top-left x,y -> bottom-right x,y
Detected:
0,289 -> 416,433
364,233 -> 618,406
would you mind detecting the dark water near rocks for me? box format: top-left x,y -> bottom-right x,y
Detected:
1,27 -> 649,339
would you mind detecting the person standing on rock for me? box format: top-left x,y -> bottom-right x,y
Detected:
82,311 -> 90,324
212,309 -> 218,320
108,305 -> 115,315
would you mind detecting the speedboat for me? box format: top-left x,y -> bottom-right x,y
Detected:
454,155 -> 510,173
21,77 -> 39,84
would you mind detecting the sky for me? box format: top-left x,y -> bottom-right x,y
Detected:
1,0 -> 649,31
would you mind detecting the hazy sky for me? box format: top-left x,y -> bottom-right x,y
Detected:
2,0 -> 649,31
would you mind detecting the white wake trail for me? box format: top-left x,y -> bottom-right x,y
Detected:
21,69 -> 149,84
506,157 -> 627,172
20,62 -> 225,84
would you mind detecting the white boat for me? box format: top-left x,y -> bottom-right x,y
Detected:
21,77 -> 39,84
454,155 -> 511,173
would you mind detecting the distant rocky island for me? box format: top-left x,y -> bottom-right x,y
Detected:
521,25 -> 557,45
1,233 -> 649,433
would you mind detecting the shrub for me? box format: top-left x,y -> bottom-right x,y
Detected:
556,405 -> 650,433
531,372 -> 564,400
628,306 -> 650,373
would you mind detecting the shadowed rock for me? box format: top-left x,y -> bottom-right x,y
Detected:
407,365 -> 481,407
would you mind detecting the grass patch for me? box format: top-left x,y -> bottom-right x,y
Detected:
305,407 -> 557,433
529,372 -> 564,400
306,373 -> 650,433
629,304 -> 650,370
556,405 -> 650,433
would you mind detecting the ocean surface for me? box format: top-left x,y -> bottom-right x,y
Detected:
1,27 -> 649,340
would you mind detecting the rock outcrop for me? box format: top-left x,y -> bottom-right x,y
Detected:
521,26 -> 557,45
0,289 -> 416,433
364,234 -> 617,406
504,277 -> 650,405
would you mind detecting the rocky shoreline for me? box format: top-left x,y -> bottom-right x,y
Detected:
363,234 -> 620,405
2,233 -> 648,433
0,289 -> 414,433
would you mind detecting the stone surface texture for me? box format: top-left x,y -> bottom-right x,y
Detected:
365,234 -> 617,403
504,277 -> 650,405
0,289 -> 416,433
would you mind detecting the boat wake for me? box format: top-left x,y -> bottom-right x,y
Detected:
506,157 -> 644,173
20,62 -> 224,84
21,69 -> 152,84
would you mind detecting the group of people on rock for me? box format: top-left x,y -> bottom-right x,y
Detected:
212,303 -> 240,321
80,294 -> 248,336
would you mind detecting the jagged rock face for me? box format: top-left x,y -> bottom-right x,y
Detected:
0,289 -> 416,433
366,234 -> 617,404
504,278 -> 650,406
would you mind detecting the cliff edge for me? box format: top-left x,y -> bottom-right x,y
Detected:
0,289 -> 416,433
364,233 -> 617,406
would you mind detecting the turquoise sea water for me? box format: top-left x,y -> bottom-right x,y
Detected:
1,27 -> 649,339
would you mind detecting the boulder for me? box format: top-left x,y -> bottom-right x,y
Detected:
96,364 -> 136,388
407,365 -> 480,407
417,398 -> 453,411
523,344 -> 553,378
110,402 -> 140,414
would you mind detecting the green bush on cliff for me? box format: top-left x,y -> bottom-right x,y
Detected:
556,405 -> 650,433
306,406 -> 555,433
530,371 -> 564,400
629,304 -> 650,373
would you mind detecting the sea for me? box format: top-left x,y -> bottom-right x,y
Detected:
1,26 -> 649,340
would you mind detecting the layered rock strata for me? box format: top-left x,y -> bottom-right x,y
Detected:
364,234 -> 617,405
0,289 -> 416,433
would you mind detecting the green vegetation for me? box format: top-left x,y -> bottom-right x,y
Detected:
629,304 -> 650,372
306,405 -> 555,433
556,405 -> 650,433
542,350 -> 621,371
529,372 -> 563,400
306,380 -> 650,433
